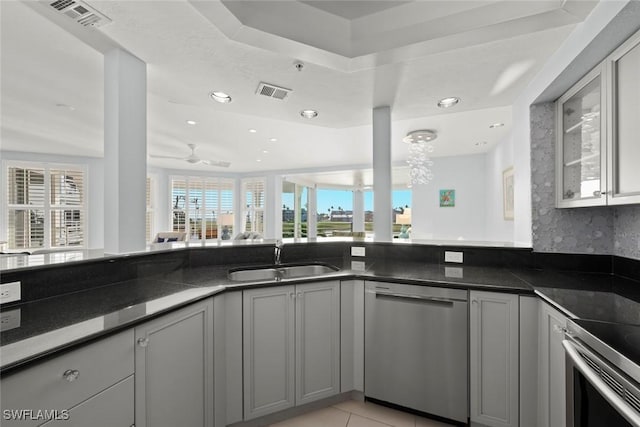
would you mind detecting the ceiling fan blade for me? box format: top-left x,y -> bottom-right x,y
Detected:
149,154 -> 187,160
202,159 -> 231,168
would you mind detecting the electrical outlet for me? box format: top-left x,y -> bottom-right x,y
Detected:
0,309 -> 21,331
351,260 -> 366,271
0,281 -> 21,304
351,247 -> 366,257
444,251 -> 464,264
445,267 -> 464,278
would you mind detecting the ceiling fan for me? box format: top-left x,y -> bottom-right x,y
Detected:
150,143 -> 231,167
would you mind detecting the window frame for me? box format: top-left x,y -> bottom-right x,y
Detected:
2,160 -> 88,250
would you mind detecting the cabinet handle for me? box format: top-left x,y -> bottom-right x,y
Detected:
593,190 -> 602,197
137,337 -> 149,347
553,324 -> 567,334
471,299 -> 478,304
62,369 -> 80,382
297,292 -> 303,298
290,292 -> 295,299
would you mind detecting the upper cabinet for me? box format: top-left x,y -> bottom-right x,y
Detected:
556,29 -> 640,208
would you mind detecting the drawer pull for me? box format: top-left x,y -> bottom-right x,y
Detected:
63,369 -> 80,382
137,337 -> 149,347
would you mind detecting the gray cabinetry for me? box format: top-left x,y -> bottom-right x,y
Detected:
556,28 -> 640,208
243,281 -> 340,420
135,298 -> 214,427
537,301 -> 569,427
0,330 -> 134,427
470,291 -> 519,427
606,29 -> 640,205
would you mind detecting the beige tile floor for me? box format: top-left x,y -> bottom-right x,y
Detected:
269,400 -> 456,427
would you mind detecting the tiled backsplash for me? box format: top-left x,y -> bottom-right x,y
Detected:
530,102 -> 640,261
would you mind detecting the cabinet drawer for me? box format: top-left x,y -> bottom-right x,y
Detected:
1,330 -> 134,427
41,375 -> 134,427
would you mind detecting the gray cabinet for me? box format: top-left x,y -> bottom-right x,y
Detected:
470,291 -> 519,427
556,28 -> 640,208
537,301 -> 569,427
243,281 -> 340,420
606,28 -> 640,205
0,330 -> 134,427
135,298 -> 214,427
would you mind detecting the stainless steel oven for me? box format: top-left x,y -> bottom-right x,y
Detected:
564,321 -> 640,427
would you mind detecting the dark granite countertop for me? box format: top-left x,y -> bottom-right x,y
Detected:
2,252 -> 638,375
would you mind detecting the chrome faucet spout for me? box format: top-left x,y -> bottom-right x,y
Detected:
274,240 -> 283,265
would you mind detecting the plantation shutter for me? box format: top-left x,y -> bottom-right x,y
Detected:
242,178 -> 265,234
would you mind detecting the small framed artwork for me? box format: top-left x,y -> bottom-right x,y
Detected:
503,167 -> 514,220
439,189 -> 455,207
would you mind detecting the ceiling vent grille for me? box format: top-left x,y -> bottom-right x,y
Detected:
49,0 -> 112,28
256,82 -> 292,101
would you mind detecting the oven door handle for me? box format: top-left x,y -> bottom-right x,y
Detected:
563,339 -> 640,427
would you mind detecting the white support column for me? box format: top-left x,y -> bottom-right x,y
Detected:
104,48 -> 147,254
235,178 -> 243,235
372,106 -> 392,241
264,174 -> 282,240
307,186 -> 317,239
352,189 -> 365,233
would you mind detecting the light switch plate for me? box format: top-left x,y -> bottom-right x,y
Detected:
0,281 -> 21,304
444,251 -> 463,264
351,247 -> 366,257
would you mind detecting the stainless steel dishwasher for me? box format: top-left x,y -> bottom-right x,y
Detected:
365,282 -> 468,424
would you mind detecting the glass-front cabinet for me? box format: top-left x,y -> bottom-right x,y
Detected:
556,28 -> 640,208
556,66 -> 606,208
607,29 -> 640,205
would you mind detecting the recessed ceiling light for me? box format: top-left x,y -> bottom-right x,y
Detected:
186,120 -> 197,125
248,129 -> 257,133
256,159 -> 262,162
300,109 -> 318,119
262,150 -> 269,154
489,123 -> 505,128
269,138 -> 277,142
210,91 -> 232,103
437,97 -> 460,108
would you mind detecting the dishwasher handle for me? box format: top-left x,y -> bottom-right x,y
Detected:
373,291 -> 466,305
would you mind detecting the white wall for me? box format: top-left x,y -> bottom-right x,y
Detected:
484,132 -> 514,242
0,151 -> 105,249
411,153 -> 487,241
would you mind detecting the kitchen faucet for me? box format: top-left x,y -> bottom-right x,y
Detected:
274,240 -> 283,265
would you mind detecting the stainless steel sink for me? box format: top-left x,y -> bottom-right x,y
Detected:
228,263 -> 339,282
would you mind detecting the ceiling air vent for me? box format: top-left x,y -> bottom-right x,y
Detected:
48,0 -> 112,28
256,82 -> 292,101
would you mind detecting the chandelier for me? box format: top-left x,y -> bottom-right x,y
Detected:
403,130 -> 437,186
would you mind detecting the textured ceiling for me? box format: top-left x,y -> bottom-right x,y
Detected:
0,0 -> 598,186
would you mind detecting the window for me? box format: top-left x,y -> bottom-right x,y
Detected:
242,178 -> 265,234
170,176 -> 234,241
4,162 -> 86,250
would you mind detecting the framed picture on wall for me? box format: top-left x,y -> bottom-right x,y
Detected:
439,189 -> 455,207
503,167 -> 514,220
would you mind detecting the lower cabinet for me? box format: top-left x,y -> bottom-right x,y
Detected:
538,301 -> 569,427
134,298 -> 214,427
470,291 -> 519,427
0,330 -> 134,427
243,281 -> 340,420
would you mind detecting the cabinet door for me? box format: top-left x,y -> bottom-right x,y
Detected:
295,281 -> 340,405
470,291 -> 519,427
556,65 -> 607,208
243,285 -> 296,420
41,376 -> 134,427
608,29 -> 640,205
538,302 -> 569,427
135,298 -> 214,427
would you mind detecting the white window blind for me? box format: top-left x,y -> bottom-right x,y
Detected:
242,178 -> 265,234
5,163 -> 86,250
170,176 -> 235,241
